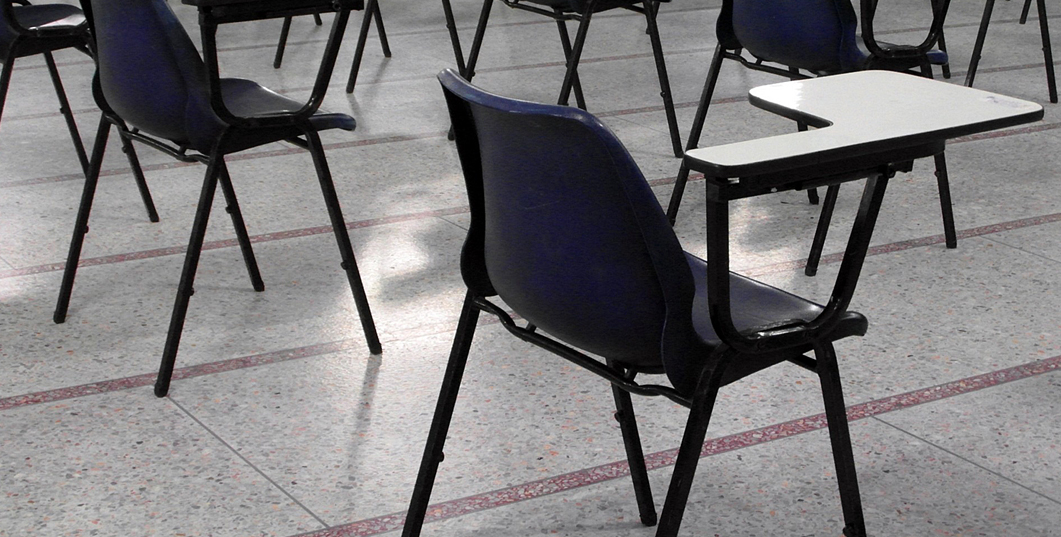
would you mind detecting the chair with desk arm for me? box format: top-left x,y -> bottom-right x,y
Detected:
401,68 -> 874,537
666,0 -> 954,277
55,0 -> 381,397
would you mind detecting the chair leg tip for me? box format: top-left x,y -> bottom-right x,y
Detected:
53,312 -> 67,324
153,383 -> 169,398
640,511 -> 658,527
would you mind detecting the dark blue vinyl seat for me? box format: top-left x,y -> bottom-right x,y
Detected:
54,0 -> 381,397
455,0 -> 683,157
1,1 -> 91,178
667,0 -> 955,277
402,69 -> 871,537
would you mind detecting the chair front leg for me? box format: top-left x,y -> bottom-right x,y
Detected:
347,0 -> 385,93
274,16 -> 293,68
642,0 -> 682,158
933,152 -> 957,248
965,0 -> 995,88
154,154 -> 225,397
805,184 -> 840,277
54,115 -> 112,324
302,127 -> 382,355
607,364 -> 657,526
42,52 -> 90,177
402,292 -> 482,537
0,55 -> 12,124
464,0 -> 496,83
553,11 -> 587,110
665,44 -> 726,225
373,0 -> 392,57
815,342 -> 866,537
216,161 -> 265,291
1035,0 -> 1058,103
655,350 -> 732,537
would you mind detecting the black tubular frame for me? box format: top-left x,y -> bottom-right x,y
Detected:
400,155 -> 905,535
965,0 -> 1057,104
451,0 -> 683,157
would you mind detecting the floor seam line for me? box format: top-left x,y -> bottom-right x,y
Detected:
168,396 -> 334,530
870,414 -> 1061,507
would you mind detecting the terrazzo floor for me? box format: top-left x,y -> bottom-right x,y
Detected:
3,0 -> 1061,535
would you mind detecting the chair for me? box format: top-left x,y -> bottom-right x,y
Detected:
1,0 -> 160,220
402,69 -> 872,537
273,0 -> 393,94
54,0 -> 382,397
966,0 -> 1056,103
666,0 -> 954,276
456,0 -> 684,157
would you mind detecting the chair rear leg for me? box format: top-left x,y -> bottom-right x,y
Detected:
402,292 -> 481,537
1035,0 -> 1058,103
54,115 -> 111,324
464,0 -> 496,83
805,184 -> 840,277
274,16 -> 293,68
216,161 -> 265,291
114,123 -> 160,222
373,0 -> 391,57
557,5 -> 594,108
966,0 -> 995,88
303,128 -> 382,355
655,355 -> 731,537
665,44 -> 725,225
553,12 -> 588,110
933,152 -> 957,249
441,0 -> 468,76
643,0 -> 683,158
346,0 -> 384,94
1022,0 -> 1033,24
815,342 -> 867,537
607,364 -> 657,526
155,155 -> 226,397
0,56 -> 12,125
42,52 -> 90,176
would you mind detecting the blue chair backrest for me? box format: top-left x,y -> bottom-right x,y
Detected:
720,0 -> 865,74
84,0 -> 224,149
438,69 -> 695,369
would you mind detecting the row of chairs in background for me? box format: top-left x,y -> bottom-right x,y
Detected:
1,0 -> 382,397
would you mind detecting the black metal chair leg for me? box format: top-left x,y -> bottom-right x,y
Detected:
441,0 -> 468,77
464,0 -> 496,84
805,184 -> 840,277
313,12 -> 323,26
643,0 -> 683,158
557,4 -> 594,107
966,0 -> 995,88
655,355 -> 730,537
553,11 -> 588,110
216,161 -> 265,291
154,155 -> 225,398
607,365 -> 657,527
1035,0 -> 1058,103
666,45 -> 725,225
303,128 -> 382,355
815,342 -> 867,537
1021,0 -> 1033,24
373,0 -> 391,57
938,27 -> 951,79
933,152 -> 957,249
54,115 -> 111,324
42,52 -> 90,177
274,16 -> 293,68
114,125 -> 160,222
0,56 -> 12,124
402,292 -> 481,537
787,67 -> 820,205
346,0 -> 384,93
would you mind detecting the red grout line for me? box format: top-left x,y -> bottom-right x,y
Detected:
293,353 -> 1061,537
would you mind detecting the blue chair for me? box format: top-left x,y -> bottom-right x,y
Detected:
666,0 -> 954,276
1,0 -> 159,220
54,0 -> 381,397
457,0 -> 684,157
402,69 -> 871,537
273,0 -> 392,94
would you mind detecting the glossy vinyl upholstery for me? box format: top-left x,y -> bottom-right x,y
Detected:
89,0 -> 353,153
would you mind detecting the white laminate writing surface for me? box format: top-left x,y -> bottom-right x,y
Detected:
685,71 -> 1043,176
